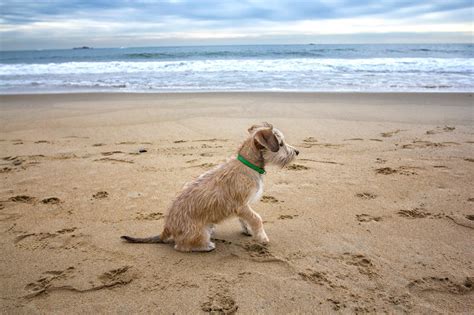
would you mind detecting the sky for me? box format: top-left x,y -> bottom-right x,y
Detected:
0,0 -> 472,50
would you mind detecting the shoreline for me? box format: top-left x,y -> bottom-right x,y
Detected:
1,90 -> 473,97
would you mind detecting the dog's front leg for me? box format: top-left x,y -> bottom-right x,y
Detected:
239,218 -> 252,236
238,205 -> 269,244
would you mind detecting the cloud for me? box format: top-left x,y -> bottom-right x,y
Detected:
0,0 -> 472,50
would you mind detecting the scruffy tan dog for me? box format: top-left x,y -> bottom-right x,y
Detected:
121,122 -> 299,252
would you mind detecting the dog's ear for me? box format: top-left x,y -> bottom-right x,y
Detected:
248,122 -> 273,134
248,124 -> 260,133
254,128 -> 279,152
261,122 -> 273,129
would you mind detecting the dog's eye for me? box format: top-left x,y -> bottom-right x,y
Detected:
279,142 -> 283,147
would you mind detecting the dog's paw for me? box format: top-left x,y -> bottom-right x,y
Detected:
208,242 -> 216,251
258,237 -> 270,244
241,230 -> 253,237
255,231 -> 269,244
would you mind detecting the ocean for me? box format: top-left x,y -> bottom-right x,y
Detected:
0,44 -> 472,93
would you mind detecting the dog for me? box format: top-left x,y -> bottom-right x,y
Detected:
121,122 -> 299,252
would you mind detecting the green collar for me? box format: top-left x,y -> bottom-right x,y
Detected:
237,154 -> 266,175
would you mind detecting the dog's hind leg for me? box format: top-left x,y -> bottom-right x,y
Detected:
208,224 -> 216,236
192,227 -> 215,252
174,227 -> 215,252
238,205 -> 269,244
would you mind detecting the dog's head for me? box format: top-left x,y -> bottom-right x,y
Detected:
248,122 -> 299,167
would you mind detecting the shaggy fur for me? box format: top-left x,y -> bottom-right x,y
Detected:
121,122 -> 299,252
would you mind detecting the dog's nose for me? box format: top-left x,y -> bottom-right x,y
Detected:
295,149 -> 299,156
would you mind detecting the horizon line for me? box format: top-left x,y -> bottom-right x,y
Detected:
0,42 -> 471,53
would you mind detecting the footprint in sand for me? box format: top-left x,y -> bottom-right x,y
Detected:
326,299 -> 347,311
287,164 -> 309,171
41,197 -> 61,204
8,195 -> 36,204
15,227 -> 78,250
375,166 -> 418,176
24,266 -> 76,298
355,192 -> 377,200
375,167 -> 397,175
401,140 -> 459,149
135,212 -> 163,220
299,269 -> 333,287
200,152 -> 213,157
97,266 -> 134,288
342,253 -> 377,278
261,195 -> 280,203
408,276 -> 473,295
1,167 -> 12,173
1,156 -> 39,172
101,151 -> 123,156
213,238 -> 232,245
397,207 -> 432,219
356,214 -> 382,222
426,125 -> 455,135
92,191 -> 108,199
201,284 -> 238,314
25,265 -> 134,298
380,129 -> 402,137
278,214 -> 298,220
242,242 -> 272,259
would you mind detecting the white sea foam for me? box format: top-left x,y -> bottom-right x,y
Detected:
0,58 -> 472,75
0,58 -> 472,93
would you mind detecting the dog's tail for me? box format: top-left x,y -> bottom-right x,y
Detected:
121,235 -> 163,243
121,228 -> 171,244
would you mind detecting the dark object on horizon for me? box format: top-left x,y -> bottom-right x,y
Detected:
73,46 -> 93,50
138,148 -> 147,153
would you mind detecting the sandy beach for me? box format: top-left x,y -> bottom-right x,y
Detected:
0,92 -> 473,314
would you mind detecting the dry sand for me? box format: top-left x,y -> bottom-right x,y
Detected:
0,92 -> 473,314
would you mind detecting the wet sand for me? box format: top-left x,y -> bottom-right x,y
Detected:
0,92 -> 473,313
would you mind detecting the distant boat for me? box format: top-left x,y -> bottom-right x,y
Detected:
73,46 -> 93,50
